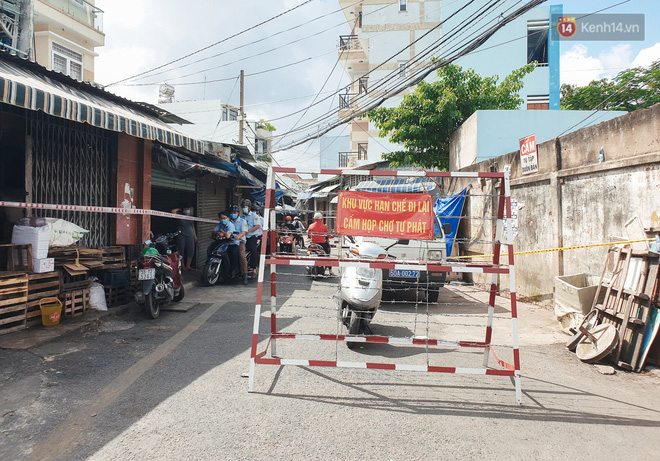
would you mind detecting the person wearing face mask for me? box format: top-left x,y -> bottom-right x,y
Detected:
172,206 -> 197,271
241,199 -> 262,275
229,205 -> 250,284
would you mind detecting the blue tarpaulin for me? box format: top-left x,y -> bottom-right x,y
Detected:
434,188 -> 468,258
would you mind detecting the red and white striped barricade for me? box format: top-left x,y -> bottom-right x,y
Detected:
249,166 -> 521,405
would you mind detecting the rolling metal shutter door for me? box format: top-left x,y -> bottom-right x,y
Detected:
151,169 -> 197,192
196,180 -> 229,268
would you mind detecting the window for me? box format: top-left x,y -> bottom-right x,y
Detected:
358,143 -> 368,161
222,108 -> 228,121
339,152 -> 349,168
527,20 -> 549,66
255,138 -> 268,155
229,109 -> 238,121
358,76 -> 368,94
399,0 -> 407,12
52,43 -> 83,80
398,62 -> 407,79
356,11 -> 362,28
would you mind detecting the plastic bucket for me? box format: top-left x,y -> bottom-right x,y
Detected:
40,297 -> 63,326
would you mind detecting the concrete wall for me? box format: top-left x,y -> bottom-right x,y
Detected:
450,109 -> 628,169
449,103 -> 660,299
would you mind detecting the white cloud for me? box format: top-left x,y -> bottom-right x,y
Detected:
560,43 -> 640,86
631,42 -> 660,68
560,44 -> 605,86
598,43 -> 633,72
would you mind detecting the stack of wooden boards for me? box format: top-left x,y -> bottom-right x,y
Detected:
568,245 -> 660,372
0,244 -> 130,335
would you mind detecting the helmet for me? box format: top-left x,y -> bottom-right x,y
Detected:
241,199 -> 251,208
251,203 -> 261,211
141,247 -> 159,256
314,212 -> 323,220
285,216 -> 292,221
294,216 -> 300,221
231,205 -> 240,212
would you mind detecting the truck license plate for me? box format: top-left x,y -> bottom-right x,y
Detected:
389,269 -> 420,278
138,268 -> 155,280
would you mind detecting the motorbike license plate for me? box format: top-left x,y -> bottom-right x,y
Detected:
389,269 -> 420,278
138,268 -> 156,280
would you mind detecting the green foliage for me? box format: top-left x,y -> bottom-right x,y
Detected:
560,60 -> 660,111
257,119 -> 277,132
368,62 -> 536,170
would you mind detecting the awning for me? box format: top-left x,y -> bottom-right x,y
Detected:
355,177 -> 436,193
153,144 -> 232,179
312,183 -> 340,198
0,53 -> 203,153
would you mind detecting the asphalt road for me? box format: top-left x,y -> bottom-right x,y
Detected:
1,266 -> 660,460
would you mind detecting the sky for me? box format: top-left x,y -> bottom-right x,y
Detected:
94,0 -> 660,169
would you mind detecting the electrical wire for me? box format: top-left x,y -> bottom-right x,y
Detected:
106,0 -> 316,87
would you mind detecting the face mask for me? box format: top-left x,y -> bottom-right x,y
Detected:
220,219 -> 228,225
230,214 -> 238,220
183,210 -> 191,215
243,207 -> 249,214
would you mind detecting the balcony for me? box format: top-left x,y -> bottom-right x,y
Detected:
338,152 -> 351,168
338,34 -> 366,67
39,0 -> 104,32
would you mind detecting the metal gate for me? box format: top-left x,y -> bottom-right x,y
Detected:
196,179 -> 229,268
27,111 -> 113,247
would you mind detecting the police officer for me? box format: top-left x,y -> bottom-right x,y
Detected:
229,205 -> 250,284
242,199 -> 262,274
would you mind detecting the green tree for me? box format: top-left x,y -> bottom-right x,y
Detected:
368,62 -> 536,170
560,60 -> 660,111
257,119 -> 277,132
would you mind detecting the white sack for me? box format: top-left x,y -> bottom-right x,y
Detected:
45,218 -> 89,246
90,282 -> 108,311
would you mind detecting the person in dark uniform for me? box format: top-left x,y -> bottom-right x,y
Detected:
172,207 -> 197,271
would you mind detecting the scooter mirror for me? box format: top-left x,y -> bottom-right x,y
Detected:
443,223 -> 452,235
397,239 -> 410,245
144,240 -> 152,245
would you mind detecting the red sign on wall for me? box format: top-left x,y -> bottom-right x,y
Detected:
335,191 -> 434,240
519,134 -> 539,175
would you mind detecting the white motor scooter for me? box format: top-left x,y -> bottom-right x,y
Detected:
336,239 -> 387,347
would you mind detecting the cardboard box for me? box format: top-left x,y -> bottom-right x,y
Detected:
32,257 -> 55,273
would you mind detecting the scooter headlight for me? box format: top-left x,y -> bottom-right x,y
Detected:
427,250 -> 444,260
357,267 -> 375,279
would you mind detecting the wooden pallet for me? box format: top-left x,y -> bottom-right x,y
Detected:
26,271 -> 62,325
590,246 -> 658,370
0,244 -> 33,272
60,288 -> 90,319
104,283 -> 130,308
61,270 -> 90,292
100,246 -> 126,269
0,272 -> 29,335
48,246 -> 103,269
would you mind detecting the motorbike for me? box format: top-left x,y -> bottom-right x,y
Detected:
200,236 -> 253,286
335,239 -> 388,348
305,242 -> 328,279
278,231 -> 296,254
134,231 -> 185,319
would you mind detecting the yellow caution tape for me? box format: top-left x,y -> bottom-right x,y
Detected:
450,238 -> 655,260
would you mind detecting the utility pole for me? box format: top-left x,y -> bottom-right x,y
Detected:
17,0 -> 34,60
239,70 -> 244,144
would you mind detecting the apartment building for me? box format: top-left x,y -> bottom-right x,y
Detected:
332,0 -> 560,168
0,0 -> 104,81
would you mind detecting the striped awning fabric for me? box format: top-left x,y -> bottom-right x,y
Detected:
355,177 -> 436,193
0,55 -> 203,153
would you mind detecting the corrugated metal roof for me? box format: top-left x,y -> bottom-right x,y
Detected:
0,52 -> 203,153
